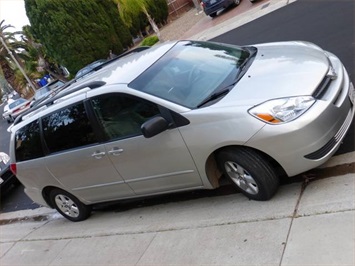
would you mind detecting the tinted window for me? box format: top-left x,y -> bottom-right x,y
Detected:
15,120 -> 43,162
42,103 -> 98,153
91,94 -> 160,140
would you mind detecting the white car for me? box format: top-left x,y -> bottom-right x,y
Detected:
2,98 -> 14,121
3,98 -> 30,123
9,40 -> 354,221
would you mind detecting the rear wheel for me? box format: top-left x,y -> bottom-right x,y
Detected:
50,189 -> 92,222
216,147 -> 279,200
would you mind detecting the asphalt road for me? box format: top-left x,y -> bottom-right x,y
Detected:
1,0 -> 354,213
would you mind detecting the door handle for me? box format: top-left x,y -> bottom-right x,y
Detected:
91,151 -> 106,159
108,148 -> 124,156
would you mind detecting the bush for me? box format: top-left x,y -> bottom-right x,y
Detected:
141,36 -> 159,46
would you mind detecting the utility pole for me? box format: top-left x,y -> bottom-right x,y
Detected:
0,36 -> 36,94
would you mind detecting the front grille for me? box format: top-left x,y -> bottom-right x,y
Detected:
304,108 -> 353,160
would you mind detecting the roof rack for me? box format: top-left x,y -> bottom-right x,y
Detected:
13,81 -> 106,126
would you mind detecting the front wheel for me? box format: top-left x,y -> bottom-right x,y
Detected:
216,147 -> 279,201
50,189 -> 92,222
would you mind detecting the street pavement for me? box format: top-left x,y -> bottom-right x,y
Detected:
1,0 -> 355,265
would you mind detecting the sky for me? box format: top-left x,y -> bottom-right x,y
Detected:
0,0 -> 30,31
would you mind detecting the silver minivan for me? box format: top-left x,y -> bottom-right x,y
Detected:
9,40 -> 355,221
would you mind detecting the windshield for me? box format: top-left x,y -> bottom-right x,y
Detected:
129,41 -> 250,108
9,98 -> 26,109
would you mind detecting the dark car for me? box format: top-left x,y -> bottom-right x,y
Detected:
0,152 -> 18,195
201,0 -> 241,17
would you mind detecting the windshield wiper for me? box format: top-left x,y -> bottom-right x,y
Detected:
235,47 -> 257,81
197,86 -> 232,108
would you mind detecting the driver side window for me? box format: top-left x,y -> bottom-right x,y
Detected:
91,94 -> 160,141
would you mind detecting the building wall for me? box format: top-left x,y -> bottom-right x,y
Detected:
167,0 -> 194,19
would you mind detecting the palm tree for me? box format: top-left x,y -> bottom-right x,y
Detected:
114,0 -> 161,40
0,20 -> 31,96
21,26 -> 68,82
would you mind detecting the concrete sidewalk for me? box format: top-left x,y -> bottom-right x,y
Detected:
0,152 -> 354,265
1,0 -> 355,264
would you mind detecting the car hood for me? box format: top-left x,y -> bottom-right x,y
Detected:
217,41 -> 329,107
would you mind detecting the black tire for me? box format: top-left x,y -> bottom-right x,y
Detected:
216,147 -> 279,201
50,189 -> 92,222
209,12 -> 217,17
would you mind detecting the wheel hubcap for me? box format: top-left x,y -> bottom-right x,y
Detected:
225,161 -> 259,195
55,194 -> 80,218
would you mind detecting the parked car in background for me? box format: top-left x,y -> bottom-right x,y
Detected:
201,0 -> 241,17
3,98 -> 31,123
75,59 -> 107,79
0,152 -> 18,195
30,80 -> 65,108
9,40 -> 354,222
2,98 -> 14,121
1,93 -> 9,103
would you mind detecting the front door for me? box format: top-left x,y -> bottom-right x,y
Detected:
89,93 -> 203,195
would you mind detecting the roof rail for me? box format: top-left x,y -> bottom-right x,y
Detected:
13,81 -> 106,126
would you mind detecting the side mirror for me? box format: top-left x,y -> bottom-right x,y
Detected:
141,116 -> 169,138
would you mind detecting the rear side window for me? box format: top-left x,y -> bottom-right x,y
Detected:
42,103 -> 98,153
15,120 -> 43,162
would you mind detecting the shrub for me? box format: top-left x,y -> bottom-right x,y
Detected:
141,36 -> 159,46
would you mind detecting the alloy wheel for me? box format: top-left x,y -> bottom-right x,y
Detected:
224,161 -> 259,195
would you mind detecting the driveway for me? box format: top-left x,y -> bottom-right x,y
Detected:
160,0 -> 270,41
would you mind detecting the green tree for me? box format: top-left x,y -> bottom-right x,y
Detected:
25,0 -> 133,74
149,0 -> 169,27
114,0 -> 163,40
21,25 -> 68,81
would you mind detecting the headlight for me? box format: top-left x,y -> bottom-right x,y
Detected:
249,96 -> 315,124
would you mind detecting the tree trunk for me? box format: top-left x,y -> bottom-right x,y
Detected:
0,62 -> 18,93
142,7 -> 162,41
